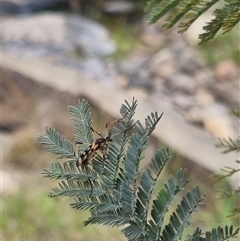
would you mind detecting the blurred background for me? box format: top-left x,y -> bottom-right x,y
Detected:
1,0 -> 239,240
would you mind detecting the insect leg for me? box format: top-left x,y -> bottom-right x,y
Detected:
110,120 -> 139,138
90,127 -> 102,137
105,114 -> 127,130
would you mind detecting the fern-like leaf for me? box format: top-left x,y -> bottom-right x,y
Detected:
145,0 -> 240,44
68,99 -> 93,151
37,126 -> 73,159
187,225 -> 240,241
216,137 -> 240,153
42,162 -> 91,182
83,215 -> 129,227
49,179 -> 106,198
199,1 -> 240,44
133,147 -> 173,238
162,186 -> 205,241
100,98 -> 138,193
119,112 -> 164,219
148,169 -> 191,240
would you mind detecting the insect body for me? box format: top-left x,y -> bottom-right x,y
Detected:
74,115 -> 128,169
76,135 -> 112,168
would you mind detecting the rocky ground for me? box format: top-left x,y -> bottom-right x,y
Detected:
1,1 -> 239,193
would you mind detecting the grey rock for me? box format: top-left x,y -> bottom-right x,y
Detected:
212,80 -> 240,109
117,57 -> 153,90
176,50 -> 205,75
166,74 -> 198,94
1,1 -> 20,14
215,59 -> 239,82
150,48 -> 176,78
187,103 -> 236,138
66,15 -> 116,57
172,94 -> 195,110
2,13 -> 116,58
103,0 -> 136,14
2,0 -> 67,15
128,69 -> 152,91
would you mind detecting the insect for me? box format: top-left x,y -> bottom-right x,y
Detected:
74,114 -> 132,169
73,114 -> 137,197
